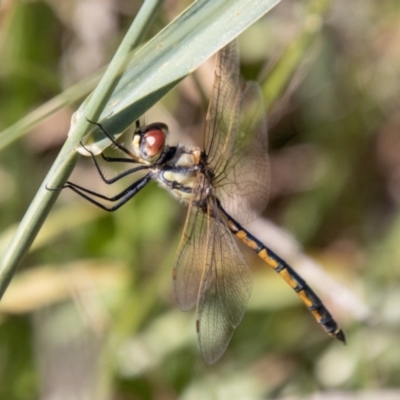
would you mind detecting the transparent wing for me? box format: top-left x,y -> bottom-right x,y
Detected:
204,41 -> 269,225
197,204 -> 252,364
214,81 -> 269,224
173,195 -> 253,364
173,197 -> 209,312
204,40 -> 240,175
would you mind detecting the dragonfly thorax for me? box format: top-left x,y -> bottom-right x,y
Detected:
156,144 -> 213,204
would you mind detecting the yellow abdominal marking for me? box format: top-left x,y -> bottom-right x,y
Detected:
258,248 -> 317,311
235,230 -> 259,250
257,248 -> 279,269
277,268 -> 299,289
297,290 -> 314,308
311,308 -> 323,321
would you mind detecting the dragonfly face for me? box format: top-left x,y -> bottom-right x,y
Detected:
52,40 -> 345,365
131,122 -> 169,164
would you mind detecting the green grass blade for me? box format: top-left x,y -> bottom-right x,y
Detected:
0,0 -> 165,299
79,0 -> 281,153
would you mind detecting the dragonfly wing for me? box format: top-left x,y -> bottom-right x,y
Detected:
196,205 -> 253,364
204,41 -> 240,175
215,81 -> 270,224
204,41 -> 269,225
173,196 -> 209,311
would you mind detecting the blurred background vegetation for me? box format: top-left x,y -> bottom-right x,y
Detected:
1,0 -> 400,399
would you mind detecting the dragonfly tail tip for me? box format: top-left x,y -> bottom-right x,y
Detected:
336,329 -> 346,345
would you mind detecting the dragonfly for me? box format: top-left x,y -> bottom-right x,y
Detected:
51,41 -> 345,364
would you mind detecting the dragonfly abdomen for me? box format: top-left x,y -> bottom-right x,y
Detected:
222,210 -> 346,344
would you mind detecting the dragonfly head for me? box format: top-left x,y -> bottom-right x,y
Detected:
132,122 -> 168,164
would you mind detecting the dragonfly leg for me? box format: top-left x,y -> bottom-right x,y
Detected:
86,118 -> 136,158
100,153 -> 138,164
79,140 -> 149,185
47,174 -> 151,212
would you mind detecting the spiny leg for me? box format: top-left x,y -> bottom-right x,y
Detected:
86,118 -> 137,159
48,174 -> 152,212
100,153 -> 138,164
79,140 -> 149,185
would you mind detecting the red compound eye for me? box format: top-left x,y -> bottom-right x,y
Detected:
142,128 -> 165,157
